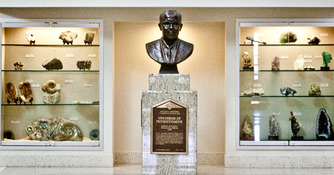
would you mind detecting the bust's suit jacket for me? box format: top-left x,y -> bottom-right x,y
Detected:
146,38 -> 193,64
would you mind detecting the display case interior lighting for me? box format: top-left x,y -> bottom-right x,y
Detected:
254,117 -> 260,141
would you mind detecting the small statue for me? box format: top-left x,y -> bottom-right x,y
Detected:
307,37 -> 320,45
321,51 -> 332,70
289,111 -> 303,140
241,115 -> 254,140
18,81 -> 33,104
5,83 -> 18,104
241,52 -> 253,70
271,56 -> 280,71
280,87 -> 297,96
41,80 -> 61,104
308,84 -> 321,96
59,31 -> 78,45
294,55 -> 304,70
268,115 -> 279,140
42,58 -> 63,70
279,31 -> 297,43
25,30 -> 35,45
84,32 -> 95,45
316,108 -> 334,140
25,117 -> 83,141
14,62 -> 23,70
146,10 -> 194,74
77,60 -> 92,70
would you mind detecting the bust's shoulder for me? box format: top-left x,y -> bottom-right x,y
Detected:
146,39 -> 161,50
178,39 -> 194,49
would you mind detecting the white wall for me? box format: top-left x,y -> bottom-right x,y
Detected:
0,7 -> 334,167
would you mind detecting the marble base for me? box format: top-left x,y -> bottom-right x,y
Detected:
142,74 -> 197,175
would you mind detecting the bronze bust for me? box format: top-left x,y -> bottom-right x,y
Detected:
146,10 -> 194,74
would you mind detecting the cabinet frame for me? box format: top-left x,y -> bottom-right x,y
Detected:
236,18 -> 334,150
0,19 -> 104,150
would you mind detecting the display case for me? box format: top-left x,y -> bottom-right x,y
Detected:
237,19 -> 334,148
0,20 -> 103,149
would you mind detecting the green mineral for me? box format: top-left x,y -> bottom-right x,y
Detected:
322,51 -> 332,67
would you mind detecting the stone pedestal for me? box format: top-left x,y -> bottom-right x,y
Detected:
142,74 -> 197,175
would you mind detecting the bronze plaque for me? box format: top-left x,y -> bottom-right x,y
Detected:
151,99 -> 188,154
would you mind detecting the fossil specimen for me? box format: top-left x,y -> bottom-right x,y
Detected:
26,117 -> 83,141
18,81 -> 33,104
41,80 -> 61,104
42,58 -> 63,70
59,31 -> 78,45
84,32 -> 95,45
5,82 -> 18,104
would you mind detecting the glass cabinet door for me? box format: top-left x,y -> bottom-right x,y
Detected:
1,20 -> 103,149
238,20 -> 334,147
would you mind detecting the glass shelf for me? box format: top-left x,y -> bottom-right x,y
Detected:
2,44 -> 99,47
240,95 -> 334,98
239,44 -> 334,46
1,103 -> 99,106
2,70 -> 99,72
240,70 -> 333,72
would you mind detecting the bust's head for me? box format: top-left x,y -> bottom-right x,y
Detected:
159,10 -> 183,42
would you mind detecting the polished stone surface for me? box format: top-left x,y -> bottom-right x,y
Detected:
142,74 -> 197,175
1,165 -> 334,175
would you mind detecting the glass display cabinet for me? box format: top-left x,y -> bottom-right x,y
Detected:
237,19 -> 334,148
0,20 -> 103,149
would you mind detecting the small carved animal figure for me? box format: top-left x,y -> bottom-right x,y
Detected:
59,31 -> 78,45
25,117 -> 83,141
18,81 -> 33,104
5,83 -> 18,104
77,60 -> 92,70
84,32 -> 95,45
25,30 -> 36,45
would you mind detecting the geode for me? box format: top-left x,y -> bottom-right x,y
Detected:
18,81 -> 33,104
316,108 -> 334,140
42,58 -> 63,70
25,117 -> 83,141
59,31 -> 78,45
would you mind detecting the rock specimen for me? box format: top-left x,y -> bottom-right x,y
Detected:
316,108 -> 334,140
41,80 -> 61,104
25,30 -> 35,45
307,36 -> 320,45
84,32 -> 95,45
18,81 -> 33,104
280,87 -> 297,96
289,111 -> 302,139
77,60 -> 92,70
241,52 -> 253,70
42,58 -> 63,70
89,129 -> 99,140
269,115 -> 279,140
5,82 -> 18,104
14,62 -> 23,70
241,87 -> 264,96
271,56 -> 280,70
59,31 -> 78,45
25,117 -> 83,141
294,55 -> 304,70
279,31 -> 297,43
308,84 -> 321,96
241,115 -> 254,140
321,51 -> 332,70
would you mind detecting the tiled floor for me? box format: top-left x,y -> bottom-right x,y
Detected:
0,164 -> 333,175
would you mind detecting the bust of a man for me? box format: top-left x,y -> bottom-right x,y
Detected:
146,10 -> 194,74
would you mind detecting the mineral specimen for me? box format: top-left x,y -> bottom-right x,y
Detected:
89,129 -> 99,140
269,115 -> 279,137
77,60 -> 92,70
308,84 -> 321,96
294,55 -> 304,70
245,36 -> 267,45
289,111 -> 301,137
241,87 -> 264,96
59,31 -> 78,45
271,56 -> 280,70
5,82 -> 18,104
25,117 -> 83,141
242,115 -> 254,137
84,32 -> 95,45
14,62 -> 23,70
42,58 -> 63,70
279,31 -> 297,43
307,37 -> 320,45
316,108 -> 334,140
25,30 -> 35,45
280,87 -> 297,96
18,81 -> 33,104
41,80 -> 61,104
321,51 -> 332,70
